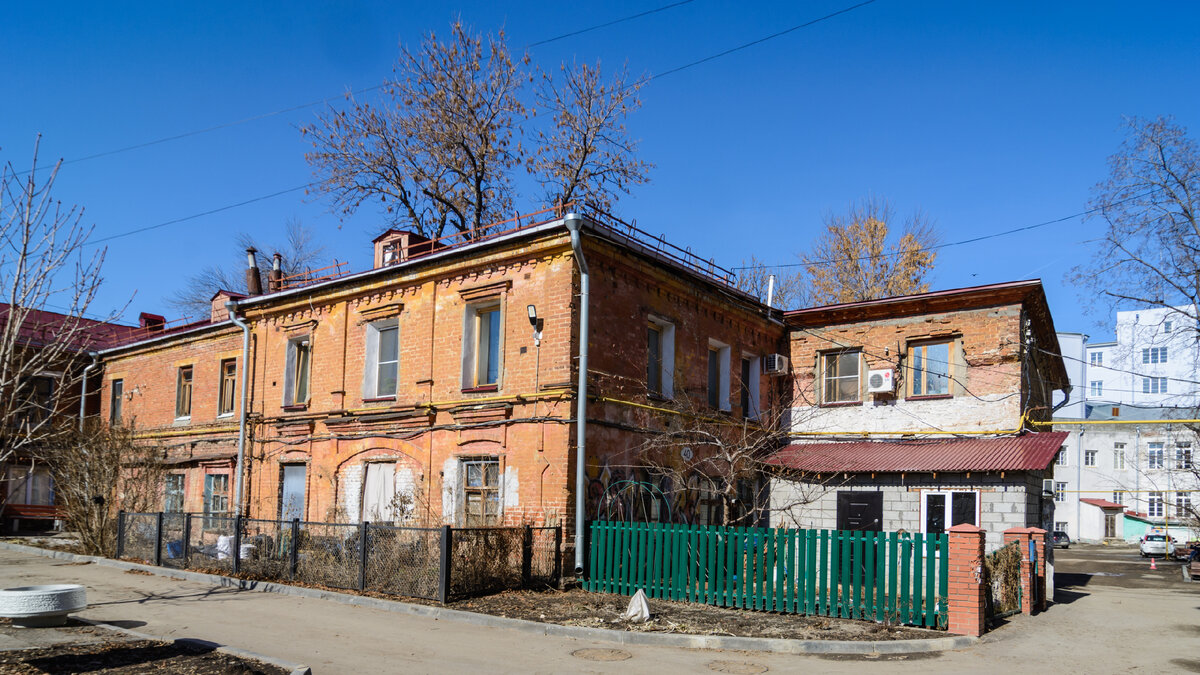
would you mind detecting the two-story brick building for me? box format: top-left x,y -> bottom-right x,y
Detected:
93,210 -> 786,566
766,281 -> 1071,550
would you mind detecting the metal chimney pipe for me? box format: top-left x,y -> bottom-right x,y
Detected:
244,247 -> 263,296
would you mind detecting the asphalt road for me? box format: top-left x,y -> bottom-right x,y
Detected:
1053,542 -> 1194,591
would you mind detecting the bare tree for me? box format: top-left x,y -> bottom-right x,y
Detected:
38,422 -> 167,556
303,21 -> 526,240
168,218 -> 327,316
735,256 -> 808,310
530,61 -> 652,213
1070,116 -> 1200,332
0,138 -> 118,486
800,197 -> 939,305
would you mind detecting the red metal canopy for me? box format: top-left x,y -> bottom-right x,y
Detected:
766,432 -> 1069,473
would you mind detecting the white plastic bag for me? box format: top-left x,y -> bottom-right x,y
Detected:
621,588 -> 651,623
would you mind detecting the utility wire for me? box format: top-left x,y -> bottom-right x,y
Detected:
527,0 -> 696,47
732,187 -> 1162,271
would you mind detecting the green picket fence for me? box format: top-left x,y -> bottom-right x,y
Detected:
584,521 -> 949,629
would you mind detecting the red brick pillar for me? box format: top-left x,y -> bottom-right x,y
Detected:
1004,527 -> 1034,614
947,523 -> 987,637
1028,528 -> 1048,611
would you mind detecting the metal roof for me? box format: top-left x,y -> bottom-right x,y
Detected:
766,432 -> 1069,473
1080,498 -> 1125,510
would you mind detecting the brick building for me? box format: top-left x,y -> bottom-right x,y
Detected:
93,211 -> 786,563
766,281 -> 1072,550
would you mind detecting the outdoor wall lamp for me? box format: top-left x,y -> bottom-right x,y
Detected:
527,304 -> 544,346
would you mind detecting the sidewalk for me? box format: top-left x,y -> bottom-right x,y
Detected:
1,546 -> 1196,673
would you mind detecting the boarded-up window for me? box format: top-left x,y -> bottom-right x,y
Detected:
361,462 -> 396,522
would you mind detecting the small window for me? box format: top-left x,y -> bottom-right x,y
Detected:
284,337 -> 312,406
1089,380 -> 1103,397
1176,492 -> 1191,519
822,350 -> 861,403
175,366 -> 193,418
1112,490 -> 1124,505
740,355 -> 761,420
218,359 -> 237,416
1054,482 -> 1067,502
1148,491 -> 1163,517
1090,351 -> 1103,366
707,341 -> 731,411
110,379 -> 124,424
1176,442 -> 1193,469
462,304 -> 502,389
1142,347 -> 1168,364
922,490 -> 978,534
1113,443 -> 1126,469
165,474 -> 185,512
1164,320 -> 1173,332
1148,442 -> 1164,469
646,318 -> 675,398
1084,450 -> 1097,467
364,319 -> 400,399
1054,521 -> 1068,532
203,473 -> 230,527
462,458 -> 501,526
1056,448 -> 1069,467
908,341 -> 952,397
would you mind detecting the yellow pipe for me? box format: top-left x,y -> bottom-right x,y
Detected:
134,425 -> 238,440
341,389 -> 572,415
1034,418 -> 1200,426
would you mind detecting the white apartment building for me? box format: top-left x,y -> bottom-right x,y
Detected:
1052,304 -> 1199,543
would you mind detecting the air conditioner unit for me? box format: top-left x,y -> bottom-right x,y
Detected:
1042,479 -> 1055,496
867,369 -> 894,393
763,353 -> 789,376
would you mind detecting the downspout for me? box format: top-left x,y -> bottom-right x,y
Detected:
79,352 -> 99,431
564,213 -> 588,575
226,300 -> 252,516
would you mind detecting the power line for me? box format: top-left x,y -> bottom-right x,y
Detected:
732,188 -> 1162,272
527,0 -> 696,47
86,183 -> 314,246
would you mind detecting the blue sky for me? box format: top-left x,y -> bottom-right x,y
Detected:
3,1 -> 1198,340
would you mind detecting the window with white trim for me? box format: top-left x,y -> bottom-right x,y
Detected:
1148,442 -> 1164,469
218,359 -> 237,416
1113,443 -> 1126,469
821,350 -> 861,404
1089,380 -> 1103,397
1143,376 -> 1168,394
165,474 -> 184,512
1148,491 -> 1164,518
1054,482 -> 1067,502
1056,448 -> 1068,467
364,318 -> 400,399
707,340 -> 731,411
1112,490 -> 1124,505
921,490 -> 979,534
283,336 -> 311,407
1084,450 -> 1097,467
110,379 -> 124,424
1090,351 -> 1103,366
1142,347 -> 1168,364
740,354 -> 761,420
907,341 -> 952,397
175,366 -> 193,419
462,303 -> 502,389
647,317 -> 675,398
1175,492 -> 1191,519
203,473 -> 230,527
1176,442 -> 1193,469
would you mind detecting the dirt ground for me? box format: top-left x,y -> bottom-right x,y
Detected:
450,587 -> 940,641
0,619 -> 289,675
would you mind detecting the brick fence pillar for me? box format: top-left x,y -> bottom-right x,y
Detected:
947,523 -> 986,637
1028,528 -> 1048,611
1003,527 -> 1034,614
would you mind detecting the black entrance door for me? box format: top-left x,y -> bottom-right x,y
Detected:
836,491 -> 883,531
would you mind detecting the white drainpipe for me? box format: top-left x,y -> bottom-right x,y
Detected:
78,353 -> 99,431
226,300 -> 252,515
564,213 -> 589,576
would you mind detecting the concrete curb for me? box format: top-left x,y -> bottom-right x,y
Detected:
75,617 -> 312,675
0,541 -> 977,656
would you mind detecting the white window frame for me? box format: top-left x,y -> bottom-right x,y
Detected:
1176,442 -> 1193,470
646,316 -> 675,399
1090,351 -> 1103,366
462,301 -> 504,390
1112,490 -> 1124,505
1084,449 -> 1097,467
1143,376 -> 1168,394
1148,442 -> 1164,469
1054,482 -> 1067,502
1057,448 -> 1069,467
175,365 -> 193,420
821,349 -> 862,404
283,336 -> 312,407
363,318 -> 400,399
164,474 -> 185,513
1113,443 -> 1126,469
707,339 -> 731,411
1148,491 -> 1164,518
218,358 -> 237,417
1089,380 -> 1102,397
740,353 -> 761,420
919,489 -> 980,535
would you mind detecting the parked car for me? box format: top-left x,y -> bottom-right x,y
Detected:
1140,534 -> 1175,558
1052,531 -> 1071,549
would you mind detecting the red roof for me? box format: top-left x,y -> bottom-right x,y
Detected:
0,303 -> 134,351
1081,498 -> 1125,510
766,432 -> 1069,473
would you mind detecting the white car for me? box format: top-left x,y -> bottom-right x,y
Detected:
1140,534 -> 1175,558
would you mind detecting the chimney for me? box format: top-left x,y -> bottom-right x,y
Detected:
373,229 -> 434,269
268,252 -> 284,292
138,312 -> 166,332
245,247 -> 263,296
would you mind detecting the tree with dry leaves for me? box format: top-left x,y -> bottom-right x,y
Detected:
531,61 -> 652,213
800,197 -> 939,305
1071,116 -> 1200,333
303,22 -> 525,240
1,138 -> 120,499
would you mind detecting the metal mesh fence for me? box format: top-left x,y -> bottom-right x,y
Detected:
450,527 -> 523,599
116,512 -> 560,603
294,521 -> 361,591
120,513 -> 158,563
365,525 -> 442,600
